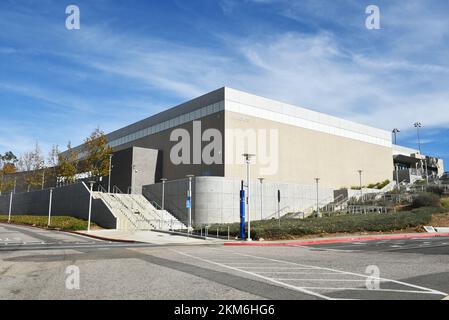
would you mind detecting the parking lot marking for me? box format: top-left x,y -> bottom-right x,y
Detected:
274,279 -> 375,282
174,250 -> 334,300
214,249 -> 448,298
300,287 -> 445,295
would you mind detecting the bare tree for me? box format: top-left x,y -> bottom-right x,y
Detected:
21,142 -> 45,192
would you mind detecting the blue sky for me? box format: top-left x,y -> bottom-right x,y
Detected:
0,0 -> 448,169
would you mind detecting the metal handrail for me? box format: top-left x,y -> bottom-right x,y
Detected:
112,185 -> 124,194
265,206 -> 290,220
97,184 -> 108,193
143,188 -> 189,225
98,193 -> 141,230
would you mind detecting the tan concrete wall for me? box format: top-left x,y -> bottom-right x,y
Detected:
224,111 -> 394,189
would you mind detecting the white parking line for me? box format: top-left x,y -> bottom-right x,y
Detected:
301,287 -> 444,295
174,250 -> 334,300
177,248 -> 448,299
223,250 -> 447,296
275,278 -> 381,282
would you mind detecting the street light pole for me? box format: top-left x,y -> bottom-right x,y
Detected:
108,154 -> 113,193
87,181 -> 95,232
414,122 -> 422,154
161,178 -> 167,210
392,128 -> 400,145
8,191 -> 13,223
243,154 -> 255,241
41,170 -> 45,190
358,170 -> 363,200
47,188 -> 53,227
414,122 -> 429,183
131,164 -> 138,195
258,178 -> 264,220
315,178 -> 321,218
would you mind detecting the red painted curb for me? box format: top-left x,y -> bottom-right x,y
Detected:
224,232 -> 449,247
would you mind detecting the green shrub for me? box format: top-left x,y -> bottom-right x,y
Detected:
203,207 -> 445,240
427,186 -> 445,196
412,193 -> 441,208
442,198 -> 449,209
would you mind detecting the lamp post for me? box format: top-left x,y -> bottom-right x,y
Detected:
87,181 -> 95,232
243,153 -> 255,241
358,170 -> 363,200
161,178 -> 167,210
8,191 -> 13,223
414,122 -> 429,183
41,170 -> 45,190
108,154 -> 113,193
47,188 -> 53,227
131,164 -> 138,194
186,175 -> 194,232
392,128 -> 400,145
315,178 -> 321,218
258,178 -> 264,220
414,122 -> 422,154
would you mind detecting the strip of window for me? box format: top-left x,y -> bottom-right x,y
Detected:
108,101 -> 224,148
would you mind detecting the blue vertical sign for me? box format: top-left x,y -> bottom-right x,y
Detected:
186,190 -> 191,209
240,181 -> 246,240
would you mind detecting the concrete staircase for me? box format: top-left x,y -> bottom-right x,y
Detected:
93,192 -> 186,231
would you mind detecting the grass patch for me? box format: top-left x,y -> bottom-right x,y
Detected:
442,198 -> 449,209
202,207 -> 447,240
0,215 -> 97,231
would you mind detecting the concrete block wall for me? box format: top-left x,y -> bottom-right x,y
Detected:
143,177 -> 334,225
0,183 -> 117,229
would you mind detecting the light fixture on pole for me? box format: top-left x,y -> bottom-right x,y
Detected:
413,122 -> 428,183
414,122 -> 422,154
108,154 -> 113,193
87,181 -> 95,232
161,178 -> 167,210
315,178 -> 321,218
392,128 -> 400,145
258,178 -> 264,221
242,153 -> 255,241
186,175 -> 194,233
358,170 -> 363,200
47,188 -> 53,227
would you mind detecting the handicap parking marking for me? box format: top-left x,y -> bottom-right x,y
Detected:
174,249 -> 448,300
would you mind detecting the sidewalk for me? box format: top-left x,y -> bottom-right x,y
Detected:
224,231 -> 449,247
76,229 -> 225,245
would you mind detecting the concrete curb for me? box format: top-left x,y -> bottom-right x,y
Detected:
223,232 -> 449,247
69,231 -> 139,243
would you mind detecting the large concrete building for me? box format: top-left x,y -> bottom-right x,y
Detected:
58,87 -> 445,225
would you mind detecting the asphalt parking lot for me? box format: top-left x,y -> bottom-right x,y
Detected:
1,224 -> 448,300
